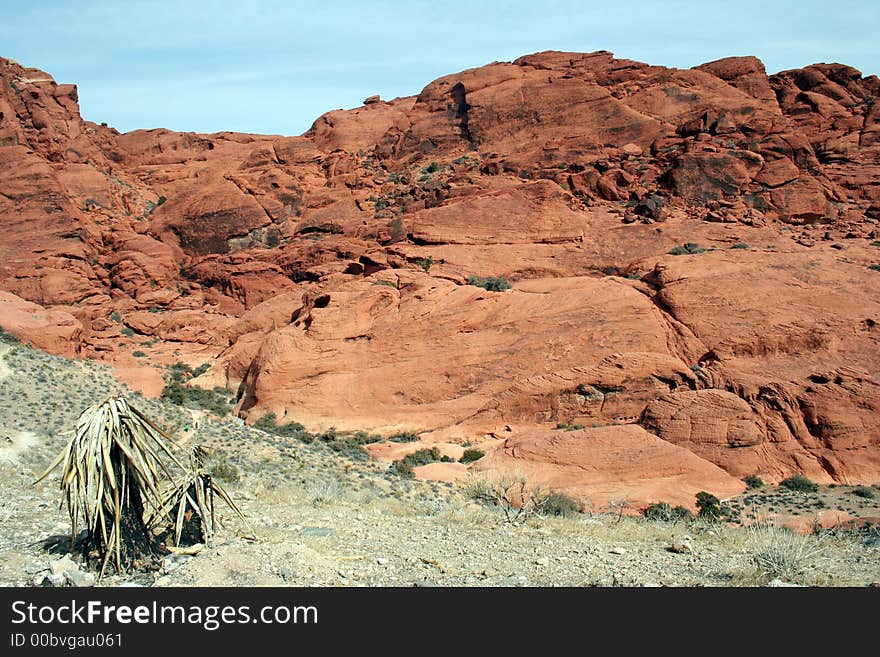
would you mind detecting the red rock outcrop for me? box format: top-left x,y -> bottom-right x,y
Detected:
1,50 -> 879,507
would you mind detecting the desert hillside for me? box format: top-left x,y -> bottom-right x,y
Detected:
0,51 -> 879,507
0,334 -> 878,587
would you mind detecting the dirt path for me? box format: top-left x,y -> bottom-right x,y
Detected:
0,345 -> 11,381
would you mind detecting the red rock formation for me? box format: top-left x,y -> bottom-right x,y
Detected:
1,51 -> 879,506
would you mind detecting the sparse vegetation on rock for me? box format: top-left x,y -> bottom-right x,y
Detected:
467,275 -> 511,292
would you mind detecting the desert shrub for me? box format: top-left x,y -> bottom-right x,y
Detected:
372,280 -> 398,289
132,351 -> 147,358
252,412 -> 310,439
460,449 -> 485,463
165,361 -> 207,384
748,524 -> 824,584
307,478 -> 343,506
346,430 -> 382,445
326,439 -> 369,461
210,457 -> 240,484
852,486 -> 875,499
695,491 -> 723,520
642,502 -> 693,522
780,474 -> 819,493
669,243 -> 707,255
400,447 -> 442,467
730,243 -> 751,249
0,327 -> 20,344
464,473 -> 555,523
869,264 -> 880,272
538,492 -> 580,518
390,460 -> 415,478
161,382 -> 231,416
555,421 -> 585,431
467,275 -> 511,292
391,448 -> 444,475
744,474 -> 764,489
415,256 -> 433,272
121,327 -> 135,337
388,431 -> 420,443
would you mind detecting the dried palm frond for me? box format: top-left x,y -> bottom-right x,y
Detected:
149,445 -> 253,547
36,396 -> 186,577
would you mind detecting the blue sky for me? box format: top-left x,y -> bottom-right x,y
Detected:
2,1 -> 877,135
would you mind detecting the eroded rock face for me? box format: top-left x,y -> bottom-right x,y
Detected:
1,51 -> 879,503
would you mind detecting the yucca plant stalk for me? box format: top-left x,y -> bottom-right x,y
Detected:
149,446 -> 252,546
37,396 -> 185,577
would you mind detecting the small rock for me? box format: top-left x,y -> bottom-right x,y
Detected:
767,578 -> 803,587
302,527 -> 335,538
65,570 -> 96,587
535,557 -> 549,566
49,555 -> 79,577
609,547 -> 627,555
32,574 -> 53,587
666,543 -> 691,554
376,558 -> 388,566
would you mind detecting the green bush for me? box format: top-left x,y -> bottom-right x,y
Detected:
459,449 -> 485,463
165,361 -> 208,384
852,486 -> 875,499
696,491 -> 723,520
780,474 -> 819,493
160,381 -> 231,416
467,275 -> 511,292
388,432 -> 419,443
415,256 -> 433,272
730,243 -> 751,250
400,447 -> 442,467
669,243 -> 707,256
252,411 -> 308,437
642,502 -> 693,522
391,460 -> 415,478
345,430 -> 382,446
121,327 -> 135,337
390,447 -> 445,476
326,439 -> 369,461
0,327 -> 20,344
744,474 -> 764,489
132,351 -> 147,358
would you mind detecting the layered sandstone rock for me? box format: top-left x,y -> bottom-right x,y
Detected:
1,50 -> 878,506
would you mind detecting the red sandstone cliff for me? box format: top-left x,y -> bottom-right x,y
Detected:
1,51 -> 878,507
